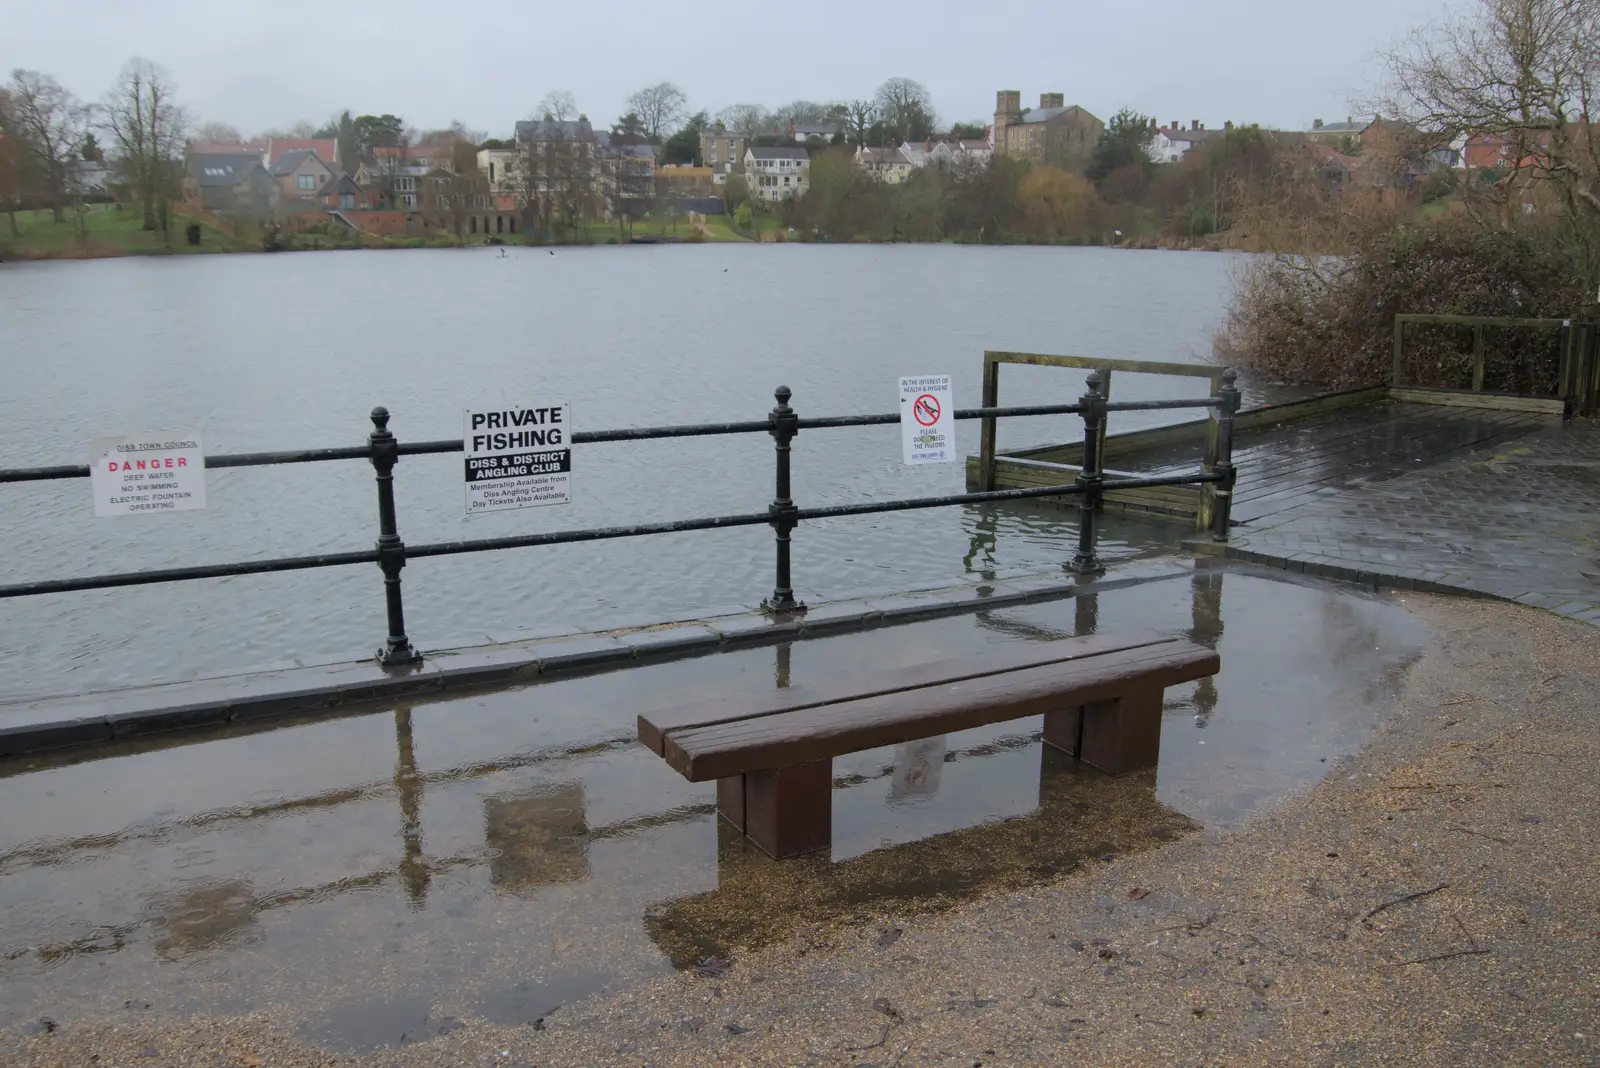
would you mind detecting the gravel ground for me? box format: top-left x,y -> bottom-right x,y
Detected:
8,594 -> 1598,1067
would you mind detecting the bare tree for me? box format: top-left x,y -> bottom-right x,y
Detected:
0,88 -> 25,235
843,99 -> 877,145
773,100 -> 833,130
535,91 -> 578,122
371,129 -> 413,209
716,103 -> 773,140
6,70 -> 89,224
1377,0 -> 1600,284
193,120 -> 241,144
103,58 -> 187,235
627,82 -> 687,143
874,77 -> 936,144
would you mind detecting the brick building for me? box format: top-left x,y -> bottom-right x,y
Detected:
992,91 -> 1104,171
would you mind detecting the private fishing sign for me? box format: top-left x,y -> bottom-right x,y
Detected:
464,403 -> 571,514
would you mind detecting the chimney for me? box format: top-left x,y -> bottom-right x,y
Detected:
1313,118 -> 1323,129
1040,92 -> 1064,109
1191,120 -> 1199,131
995,90 -> 1022,117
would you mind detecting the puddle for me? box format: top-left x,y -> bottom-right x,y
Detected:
0,565 -> 1429,1049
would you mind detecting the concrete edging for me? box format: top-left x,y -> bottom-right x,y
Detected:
1193,539 -> 1600,627
0,560 -> 1194,759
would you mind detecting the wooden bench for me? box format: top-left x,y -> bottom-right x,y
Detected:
638,630 -> 1220,858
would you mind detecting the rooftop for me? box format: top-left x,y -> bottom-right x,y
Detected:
749,146 -> 811,160
189,153 -> 267,186
269,149 -> 325,177
516,119 -> 595,143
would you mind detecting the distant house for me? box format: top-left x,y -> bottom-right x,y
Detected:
271,148 -> 336,205
699,122 -> 746,185
952,136 -> 993,168
319,172 -> 363,211
744,146 -> 810,201
656,164 -> 716,195
477,146 -> 522,197
1463,130 -> 1550,171
594,131 -> 656,207
791,123 -> 843,143
72,160 -> 112,199
188,138 -> 341,170
855,145 -> 914,183
900,140 -> 955,171
1148,121 -> 1227,164
266,138 -> 340,169
1301,118 -> 1367,146
515,118 -> 602,218
373,143 -> 453,173
992,91 -> 1104,169
184,152 -> 277,217
1305,143 -> 1364,192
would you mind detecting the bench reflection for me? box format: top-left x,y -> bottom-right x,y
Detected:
643,745 -> 1197,970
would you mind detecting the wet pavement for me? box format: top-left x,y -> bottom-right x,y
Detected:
1121,399 -> 1557,524
0,564 -> 1430,1053
1218,418 -> 1600,625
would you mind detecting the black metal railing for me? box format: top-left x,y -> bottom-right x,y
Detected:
0,370 -> 1241,665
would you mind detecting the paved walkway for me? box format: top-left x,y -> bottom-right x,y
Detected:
1211,418 -> 1600,626
1123,399 -> 1555,524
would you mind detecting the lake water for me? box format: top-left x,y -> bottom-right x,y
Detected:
0,244 -> 1250,697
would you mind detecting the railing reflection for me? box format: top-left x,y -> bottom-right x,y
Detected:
7,578 -> 1230,967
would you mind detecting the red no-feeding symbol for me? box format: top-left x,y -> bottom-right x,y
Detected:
913,393 -> 941,426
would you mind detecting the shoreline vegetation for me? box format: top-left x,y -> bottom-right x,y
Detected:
0,205 -> 1256,261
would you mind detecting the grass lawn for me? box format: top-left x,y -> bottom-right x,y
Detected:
2,205 -> 244,258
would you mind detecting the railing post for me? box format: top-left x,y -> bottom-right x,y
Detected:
1210,369 -> 1240,542
762,385 -> 806,614
1200,373 -> 1221,534
978,356 -> 1000,491
1067,372 -> 1106,576
1472,322 -> 1486,391
1581,305 -> 1600,418
1391,317 -> 1405,387
369,406 -> 422,665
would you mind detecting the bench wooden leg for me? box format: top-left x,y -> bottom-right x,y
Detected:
742,759 -> 832,859
716,776 -> 747,831
1079,685 -> 1164,776
1042,706 -> 1083,757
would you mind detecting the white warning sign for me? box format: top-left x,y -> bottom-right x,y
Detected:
464,403 -> 571,514
899,375 -> 954,464
89,434 -> 207,517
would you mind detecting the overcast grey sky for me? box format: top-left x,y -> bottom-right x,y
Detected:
5,0 -> 1456,137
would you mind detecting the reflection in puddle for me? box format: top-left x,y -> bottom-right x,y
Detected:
484,782 -> 591,892
646,748 -> 1195,970
0,566 -> 1431,1050
887,738 -> 946,805
145,878 -> 260,960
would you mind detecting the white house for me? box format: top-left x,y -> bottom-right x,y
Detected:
952,137 -> 993,168
477,147 -> 522,196
744,146 -> 810,201
855,145 -> 914,183
1148,122 -> 1228,164
900,140 -> 955,171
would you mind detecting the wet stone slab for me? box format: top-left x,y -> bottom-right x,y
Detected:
0,566 -> 1429,1052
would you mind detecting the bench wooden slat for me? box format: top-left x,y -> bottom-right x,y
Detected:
666,640 -> 1219,782
637,629 -> 1177,756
